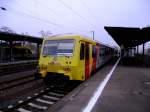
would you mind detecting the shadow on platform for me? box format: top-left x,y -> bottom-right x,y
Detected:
119,55 -> 150,67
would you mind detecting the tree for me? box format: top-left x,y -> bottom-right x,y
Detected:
39,30 -> 52,37
21,32 -> 29,36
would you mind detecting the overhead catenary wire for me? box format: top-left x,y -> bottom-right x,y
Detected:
79,0 -> 101,26
57,0 -> 95,29
2,2 -> 88,32
1,1 -> 96,37
35,0 -> 58,16
32,0 -> 93,32
16,0 -> 96,34
33,0 -> 95,35
14,0 -> 63,27
5,6 -> 64,27
14,0 -> 39,16
1,1 -> 64,28
79,0 -> 104,35
79,0 -> 112,40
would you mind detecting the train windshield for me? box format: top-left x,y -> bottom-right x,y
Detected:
42,39 -> 74,56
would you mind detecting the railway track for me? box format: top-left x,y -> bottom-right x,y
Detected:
0,81 -> 80,112
0,74 -> 36,91
0,61 -> 81,112
0,68 -> 42,111
0,60 -> 38,76
0,60 -> 38,92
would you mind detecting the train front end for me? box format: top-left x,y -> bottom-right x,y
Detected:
37,36 -> 81,84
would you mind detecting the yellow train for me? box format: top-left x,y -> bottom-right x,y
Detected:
35,35 -> 115,84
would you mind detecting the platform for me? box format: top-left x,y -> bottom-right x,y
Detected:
47,57 -> 150,112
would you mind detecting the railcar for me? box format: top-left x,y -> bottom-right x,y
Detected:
35,35 -> 115,84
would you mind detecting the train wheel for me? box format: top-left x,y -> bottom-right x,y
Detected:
34,72 -> 42,80
43,76 -> 69,87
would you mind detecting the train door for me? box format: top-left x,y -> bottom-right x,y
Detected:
85,43 -> 90,80
92,45 -> 96,71
79,42 -> 85,80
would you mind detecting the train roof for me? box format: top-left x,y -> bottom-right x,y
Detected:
95,40 -> 114,48
45,34 -> 96,44
44,34 -> 116,49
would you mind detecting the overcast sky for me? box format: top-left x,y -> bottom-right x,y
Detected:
0,0 -> 150,47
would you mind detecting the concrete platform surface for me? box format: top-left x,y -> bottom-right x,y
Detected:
92,66 -> 150,112
47,59 -> 150,112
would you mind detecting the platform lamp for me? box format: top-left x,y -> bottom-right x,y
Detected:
0,7 -> 7,11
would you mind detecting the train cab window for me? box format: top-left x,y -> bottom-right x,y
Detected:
80,43 -> 84,60
43,39 -> 74,56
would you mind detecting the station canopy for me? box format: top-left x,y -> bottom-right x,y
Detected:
0,32 -> 43,44
104,26 -> 150,48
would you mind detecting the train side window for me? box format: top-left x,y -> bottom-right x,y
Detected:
92,46 -> 96,57
99,48 -> 101,56
100,47 -> 104,56
80,43 -> 84,60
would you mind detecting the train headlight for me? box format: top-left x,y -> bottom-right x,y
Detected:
40,64 -> 47,70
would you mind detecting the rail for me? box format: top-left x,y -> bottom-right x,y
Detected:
0,82 -> 80,112
0,74 -> 36,91
0,60 -> 38,76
